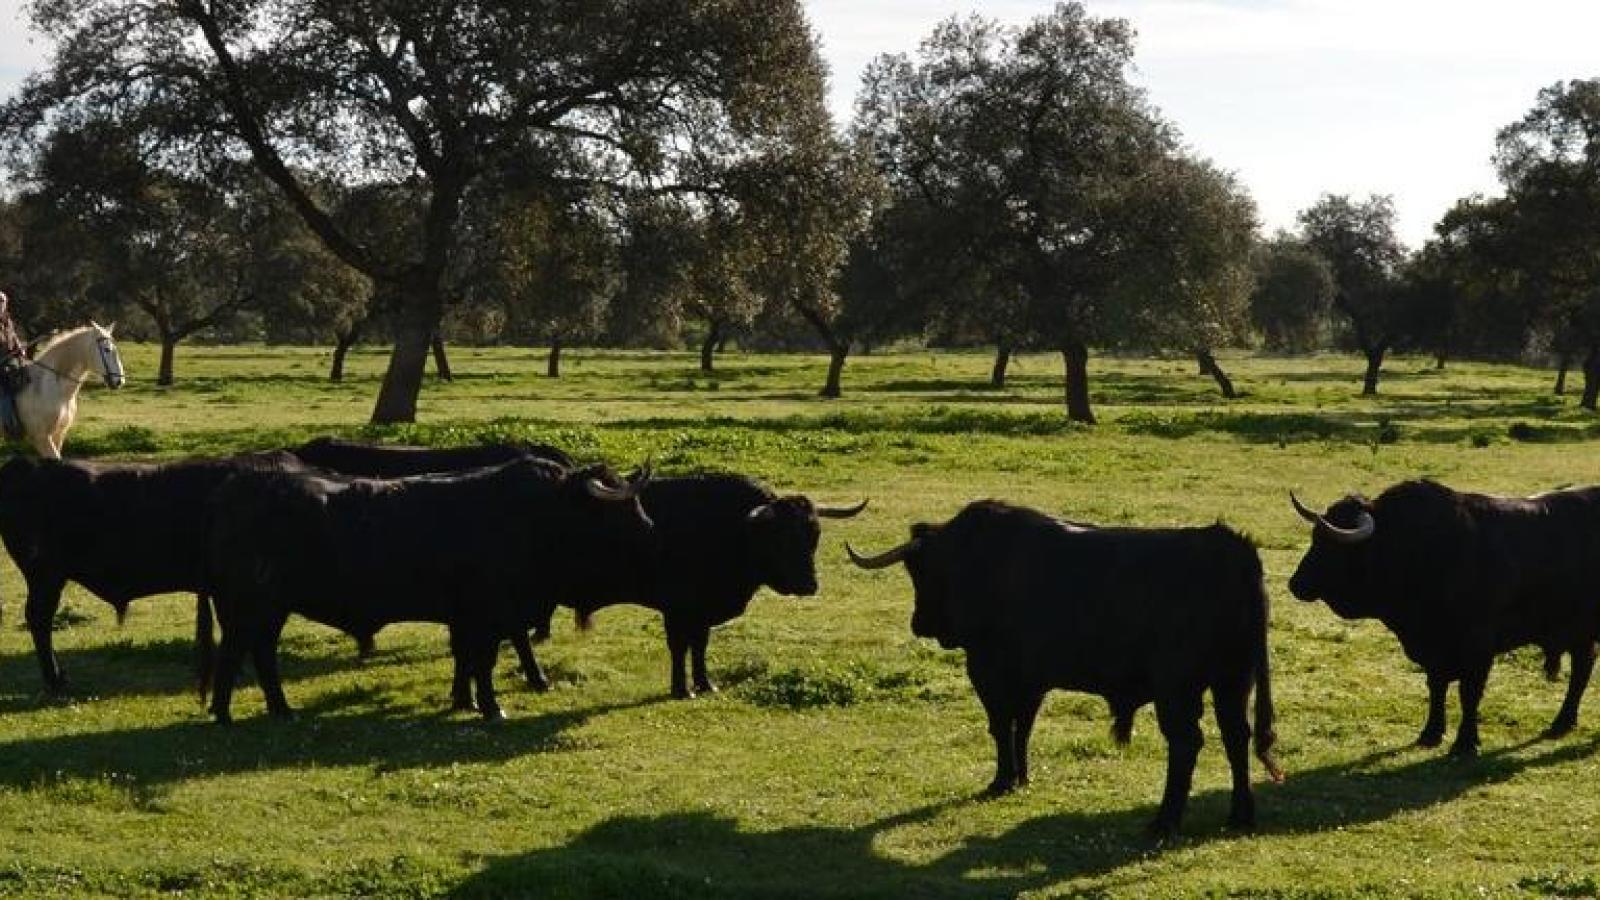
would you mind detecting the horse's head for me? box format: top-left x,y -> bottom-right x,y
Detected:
88,321 -> 125,389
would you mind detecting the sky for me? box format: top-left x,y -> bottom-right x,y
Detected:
3,0 -> 1597,246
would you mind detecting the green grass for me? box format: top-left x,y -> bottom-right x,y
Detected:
5,343 -> 1600,898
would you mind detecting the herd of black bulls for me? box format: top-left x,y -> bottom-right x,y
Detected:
3,438 -> 1597,837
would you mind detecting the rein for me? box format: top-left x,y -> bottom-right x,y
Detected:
28,359 -> 89,384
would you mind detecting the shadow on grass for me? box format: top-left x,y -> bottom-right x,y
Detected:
0,626 -> 558,711
443,735 -> 1600,898
0,690 -> 658,789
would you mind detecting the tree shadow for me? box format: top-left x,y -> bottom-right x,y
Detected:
441,734 -> 1600,898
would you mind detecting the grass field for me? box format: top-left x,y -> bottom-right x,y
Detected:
4,344 -> 1600,899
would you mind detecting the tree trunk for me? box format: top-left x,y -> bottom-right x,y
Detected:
820,344 -> 848,398
990,344 -> 1012,388
430,332 -> 453,381
1195,348 -> 1237,399
370,280 -> 445,424
1061,341 -> 1095,424
547,337 -> 562,378
1581,347 -> 1600,411
1361,346 -> 1386,396
700,321 -> 723,373
1555,352 -> 1571,395
330,330 -> 358,382
157,334 -> 177,387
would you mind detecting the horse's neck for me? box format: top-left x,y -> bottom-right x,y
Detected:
36,333 -> 93,382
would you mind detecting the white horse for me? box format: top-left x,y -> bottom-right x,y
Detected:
10,322 -> 126,458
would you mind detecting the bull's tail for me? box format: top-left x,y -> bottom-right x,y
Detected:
195,593 -> 216,705
1250,572 -> 1286,784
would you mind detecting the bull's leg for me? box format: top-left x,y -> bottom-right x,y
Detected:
690,626 -> 717,695
447,627 -> 474,712
665,617 -> 694,699
511,631 -> 550,692
470,636 -> 506,722
1417,672 -> 1449,748
24,575 -> 67,692
967,659 -> 1021,795
1213,684 -> 1256,829
1011,689 -> 1046,788
208,629 -> 249,725
1450,662 -> 1491,758
1545,641 -> 1594,738
355,632 -> 377,660
1544,647 -> 1564,682
1150,690 -> 1204,837
251,619 -> 294,720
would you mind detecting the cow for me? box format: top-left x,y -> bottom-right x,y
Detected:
847,500 -> 1283,837
0,451 -> 303,692
202,458 -> 656,723
1288,481 -> 1600,756
283,436 -> 575,683
518,473 -> 868,698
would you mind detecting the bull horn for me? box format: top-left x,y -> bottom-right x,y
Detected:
1289,491 -> 1322,525
585,477 -> 635,501
846,539 -> 917,570
627,458 -> 653,490
747,502 -> 777,522
817,499 -> 869,519
1324,510 -> 1376,544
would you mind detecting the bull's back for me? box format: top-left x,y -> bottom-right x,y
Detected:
987,524 -> 1261,692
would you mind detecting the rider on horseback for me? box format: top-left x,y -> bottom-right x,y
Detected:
0,291 -> 27,394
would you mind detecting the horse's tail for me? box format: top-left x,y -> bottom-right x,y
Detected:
196,593 -> 216,705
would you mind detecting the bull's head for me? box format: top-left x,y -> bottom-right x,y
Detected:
1288,491 -> 1378,618
746,495 -> 868,596
847,521 -> 965,647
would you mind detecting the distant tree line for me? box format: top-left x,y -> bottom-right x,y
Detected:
0,2 -> 1596,422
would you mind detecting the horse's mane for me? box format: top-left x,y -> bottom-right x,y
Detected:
33,326 -> 96,356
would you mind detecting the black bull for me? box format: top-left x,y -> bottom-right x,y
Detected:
1289,480 -> 1600,756
516,473 -> 869,699
202,459 -> 656,723
847,501 -> 1283,837
0,452 -> 304,691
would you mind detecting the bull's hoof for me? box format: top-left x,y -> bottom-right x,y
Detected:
1415,729 -> 1445,749
44,675 -> 70,695
1542,718 -> 1577,740
268,706 -> 297,721
693,680 -> 719,695
671,685 -> 695,700
981,778 -> 1019,798
1226,803 -> 1257,830
356,636 -> 377,660
210,710 -> 233,726
526,676 -> 552,694
479,707 -> 507,723
1144,818 -> 1179,841
1447,739 -> 1479,759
